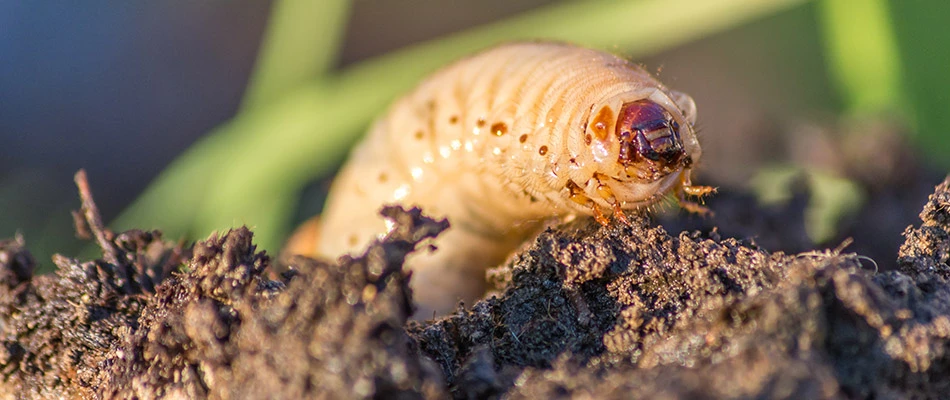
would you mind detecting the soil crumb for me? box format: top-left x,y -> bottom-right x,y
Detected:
2,171 -> 950,399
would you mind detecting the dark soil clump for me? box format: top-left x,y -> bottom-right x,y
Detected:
2,171 -> 950,399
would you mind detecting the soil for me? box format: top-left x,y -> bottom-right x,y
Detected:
2,154 -> 950,398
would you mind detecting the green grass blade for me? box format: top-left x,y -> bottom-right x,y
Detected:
887,1 -> 950,165
817,0 -> 904,115
240,0 -> 350,111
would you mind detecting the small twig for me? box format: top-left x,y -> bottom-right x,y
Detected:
74,170 -> 120,265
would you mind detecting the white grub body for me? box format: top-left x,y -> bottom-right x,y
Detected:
317,42 -> 702,316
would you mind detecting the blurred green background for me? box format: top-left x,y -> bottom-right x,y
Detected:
1,0 -> 947,271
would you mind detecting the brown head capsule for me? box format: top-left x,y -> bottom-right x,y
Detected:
617,99 -> 687,179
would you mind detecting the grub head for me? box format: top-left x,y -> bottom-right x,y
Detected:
616,99 -> 689,180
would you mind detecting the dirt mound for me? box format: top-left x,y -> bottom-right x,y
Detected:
2,171 -> 950,399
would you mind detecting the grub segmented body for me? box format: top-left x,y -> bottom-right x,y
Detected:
316,42 -> 709,316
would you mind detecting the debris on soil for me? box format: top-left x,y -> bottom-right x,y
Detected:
2,171 -> 950,399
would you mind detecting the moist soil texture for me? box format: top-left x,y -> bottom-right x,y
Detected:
2,161 -> 950,398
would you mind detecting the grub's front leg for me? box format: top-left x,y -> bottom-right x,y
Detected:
676,172 -> 716,216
